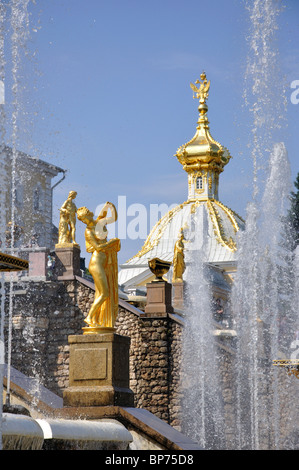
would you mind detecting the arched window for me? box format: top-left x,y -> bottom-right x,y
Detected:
14,183 -> 23,208
10,182 -> 23,208
33,184 -> 44,211
196,176 -> 203,190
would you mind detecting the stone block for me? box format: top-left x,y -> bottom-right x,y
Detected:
63,332 -> 134,407
172,281 -> 184,309
55,244 -> 81,279
28,250 -> 49,277
143,281 -> 173,317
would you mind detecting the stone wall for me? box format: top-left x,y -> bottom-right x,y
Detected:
4,279 -> 83,395
116,311 -> 183,426
72,278 -> 184,426
3,277 -> 185,428
2,276 -> 256,446
217,348 -> 238,449
5,275 -> 296,449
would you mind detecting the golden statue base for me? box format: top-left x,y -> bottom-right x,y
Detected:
82,326 -> 116,335
55,242 -> 80,249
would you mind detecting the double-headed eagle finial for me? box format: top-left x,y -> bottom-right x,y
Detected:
190,71 -> 210,103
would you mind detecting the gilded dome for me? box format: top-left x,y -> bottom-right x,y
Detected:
118,74 -> 245,291
118,199 -> 245,289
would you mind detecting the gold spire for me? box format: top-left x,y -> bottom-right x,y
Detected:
175,73 -> 231,201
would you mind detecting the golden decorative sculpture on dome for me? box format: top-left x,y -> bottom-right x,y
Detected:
175,72 -> 232,203
172,228 -> 186,283
190,71 -> 210,103
57,190 -> 78,246
77,202 -> 120,333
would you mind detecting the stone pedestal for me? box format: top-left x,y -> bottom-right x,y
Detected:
143,280 -> 174,317
28,249 -> 49,277
63,333 -> 134,408
172,281 -> 184,310
55,244 -> 81,279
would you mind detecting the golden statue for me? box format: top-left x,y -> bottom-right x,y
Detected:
57,190 -> 78,245
77,202 -> 120,332
190,71 -> 210,103
172,228 -> 185,283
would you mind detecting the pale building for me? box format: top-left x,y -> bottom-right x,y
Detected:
118,74 -> 245,312
0,145 -> 65,252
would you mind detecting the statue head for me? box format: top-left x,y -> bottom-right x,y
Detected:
68,190 -> 77,199
77,206 -> 94,224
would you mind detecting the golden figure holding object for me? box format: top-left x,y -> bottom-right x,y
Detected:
57,190 -> 78,246
77,202 -> 120,333
172,228 -> 186,283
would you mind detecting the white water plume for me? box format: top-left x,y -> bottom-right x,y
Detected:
5,0 -> 31,412
231,0 -> 298,450
180,206 -> 225,449
232,142 -> 295,449
244,0 -> 286,201
0,1 -> 7,451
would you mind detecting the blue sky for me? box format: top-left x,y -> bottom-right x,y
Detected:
3,0 -> 299,264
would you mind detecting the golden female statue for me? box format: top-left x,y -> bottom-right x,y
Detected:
172,229 -> 185,283
77,202 -> 120,331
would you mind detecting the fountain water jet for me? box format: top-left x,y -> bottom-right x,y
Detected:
231,0 -> 298,450
0,1 -> 7,451
180,206 -> 225,449
5,0 -> 31,414
0,0 -> 40,449
179,0 -> 298,451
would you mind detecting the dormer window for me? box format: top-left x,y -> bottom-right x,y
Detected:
196,176 -> 203,190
